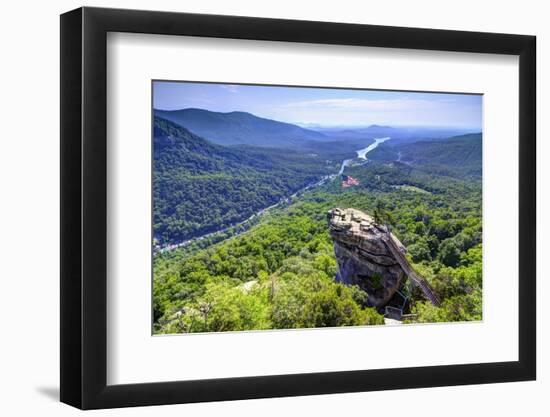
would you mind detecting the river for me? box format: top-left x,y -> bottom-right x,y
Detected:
157,137 -> 391,254
338,137 -> 391,175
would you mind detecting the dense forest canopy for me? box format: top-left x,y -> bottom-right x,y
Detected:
152,109 -> 482,333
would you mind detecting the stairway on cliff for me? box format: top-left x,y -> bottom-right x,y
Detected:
328,207 -> 440,311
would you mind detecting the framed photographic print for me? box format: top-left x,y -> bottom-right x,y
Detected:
60,6 -> 536,409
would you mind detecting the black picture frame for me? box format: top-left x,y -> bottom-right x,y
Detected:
60,6 -> 536,410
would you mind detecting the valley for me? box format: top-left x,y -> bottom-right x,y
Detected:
152,108 -> 483,333
156,133 -> 391,253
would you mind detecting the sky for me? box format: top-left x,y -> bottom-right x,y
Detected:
153,81 -> 482,129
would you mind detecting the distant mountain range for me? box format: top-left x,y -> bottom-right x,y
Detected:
154,108 -> 479,149
314,125 -> 398,142
154,108 -> 327,147
316,125 -> 477,142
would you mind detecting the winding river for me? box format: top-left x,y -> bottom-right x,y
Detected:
338,137 -> 391,175
158,137 -> 391,253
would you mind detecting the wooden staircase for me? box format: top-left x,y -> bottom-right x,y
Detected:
379,228 -> 441,306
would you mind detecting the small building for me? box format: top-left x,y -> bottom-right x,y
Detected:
341,175 -> 360,188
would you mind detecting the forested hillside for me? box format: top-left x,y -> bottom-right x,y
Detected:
153,116 -> 337,245
368,133 -> 482,178
154,158 -> 482,333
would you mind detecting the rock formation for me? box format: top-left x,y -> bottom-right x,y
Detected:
327,208 -> 440,308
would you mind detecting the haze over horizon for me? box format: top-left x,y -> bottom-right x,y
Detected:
153,81 -> 483,130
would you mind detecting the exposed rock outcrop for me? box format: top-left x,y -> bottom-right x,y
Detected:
327,208 -> 440,307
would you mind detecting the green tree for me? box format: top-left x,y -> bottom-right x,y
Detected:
439,238 -> 462,267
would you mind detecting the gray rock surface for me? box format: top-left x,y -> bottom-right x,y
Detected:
327,208 -> 440,307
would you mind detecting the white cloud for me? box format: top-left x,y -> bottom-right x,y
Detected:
220,84 -> 240,93
284,97 -> 445,111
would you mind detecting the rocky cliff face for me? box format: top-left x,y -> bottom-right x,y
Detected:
327,208 -> 408,307
328,207 -> 440,308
